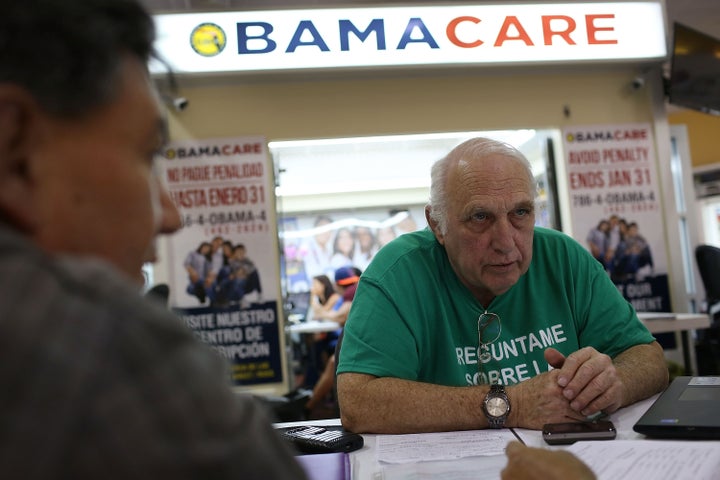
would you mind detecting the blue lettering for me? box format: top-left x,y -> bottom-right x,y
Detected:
286,20 -> 330,53
397,18 -> 439,49
339,19 -> 386,51
237,22 -> 277,54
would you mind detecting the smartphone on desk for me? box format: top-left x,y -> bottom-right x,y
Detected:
542,420 -> 617,445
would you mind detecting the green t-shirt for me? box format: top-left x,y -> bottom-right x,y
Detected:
337,227 -> 656,387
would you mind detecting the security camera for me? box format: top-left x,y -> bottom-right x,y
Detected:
631,77 -> 645,90
172,96 -> 189,111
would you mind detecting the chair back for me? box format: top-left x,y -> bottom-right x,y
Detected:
695,245 -> 720,374
145,283 -> 170,307
696,245 -> 720,315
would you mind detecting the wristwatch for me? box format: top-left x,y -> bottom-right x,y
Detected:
482,384 -> 510,428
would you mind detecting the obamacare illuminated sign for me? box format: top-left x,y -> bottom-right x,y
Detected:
152,2 -> 666,74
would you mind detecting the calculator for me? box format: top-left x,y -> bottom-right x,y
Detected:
278,425 -> 364,454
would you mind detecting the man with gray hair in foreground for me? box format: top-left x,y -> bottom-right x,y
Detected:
0,0 -> 305,477
336,137 -> 668,434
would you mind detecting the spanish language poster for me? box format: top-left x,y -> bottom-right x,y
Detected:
562,123 -> 671,313
156,136 -> 285,388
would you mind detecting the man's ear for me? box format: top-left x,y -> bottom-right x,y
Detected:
424,205 -> 445,245
0,85 -> 41,233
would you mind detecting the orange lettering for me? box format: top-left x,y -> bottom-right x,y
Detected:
542,15 -> 576,45
447,16 -> 483,48
494,16 -> 533,47
586,14 -> 617,45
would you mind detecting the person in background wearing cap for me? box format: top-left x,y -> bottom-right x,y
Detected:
305,266 -> 360,416
320,266 -> 361,323
0,0 -> 308,477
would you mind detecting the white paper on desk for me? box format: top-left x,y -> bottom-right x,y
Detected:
380,455 -> 507,480
567,440 -> 720,480
376,429 -> 517,464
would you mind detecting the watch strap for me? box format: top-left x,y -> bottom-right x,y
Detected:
483,384 -> 510,429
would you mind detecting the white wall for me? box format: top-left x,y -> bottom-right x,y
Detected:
165,67 -> 654,141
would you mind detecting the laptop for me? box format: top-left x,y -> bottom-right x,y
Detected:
633,376 -> 720,439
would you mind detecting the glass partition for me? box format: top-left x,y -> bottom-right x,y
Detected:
270,129 -> 561,296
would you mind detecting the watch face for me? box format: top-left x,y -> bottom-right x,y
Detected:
487,397 -> 509,417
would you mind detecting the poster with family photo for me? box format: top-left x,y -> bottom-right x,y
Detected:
280,207 -> 426,294
156,136 -> 285,388
562,123 -> 671,313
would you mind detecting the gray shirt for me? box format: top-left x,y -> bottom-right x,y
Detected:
0,226 -> 306,479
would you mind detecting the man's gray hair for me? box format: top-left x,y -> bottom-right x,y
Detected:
427,137 -> 537,234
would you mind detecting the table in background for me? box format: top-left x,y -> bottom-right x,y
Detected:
638,313 -> 710,375
286,320 -> 341,335
285,319 -> 341,390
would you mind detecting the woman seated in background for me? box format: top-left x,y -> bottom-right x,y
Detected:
309,274 -> 341,320
303,275 -> 342,388
305,267 -> 360,418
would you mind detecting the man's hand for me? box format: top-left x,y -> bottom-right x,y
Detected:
501,441 -> 596,480
509,368 -> 583,429
545,347 -> 624,416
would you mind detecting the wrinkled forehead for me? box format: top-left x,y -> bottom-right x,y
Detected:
452,153 -> 535,193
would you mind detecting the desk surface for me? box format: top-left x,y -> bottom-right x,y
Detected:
358,397 -> 660,479
277,395 -> 661,480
